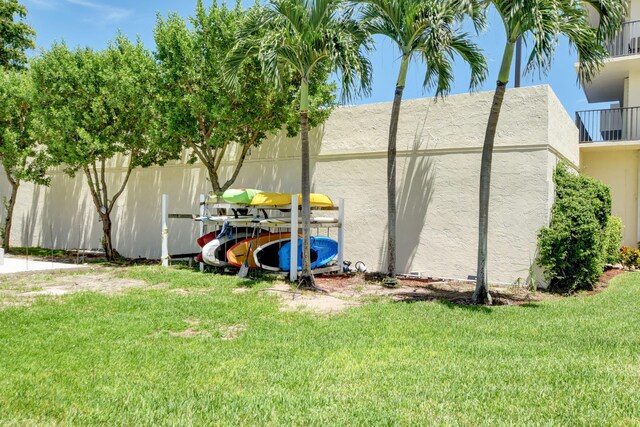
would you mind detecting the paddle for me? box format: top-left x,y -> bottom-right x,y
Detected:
237,222 -> 259,278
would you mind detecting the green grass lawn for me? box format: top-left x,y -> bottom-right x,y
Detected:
1,267 -> 639,426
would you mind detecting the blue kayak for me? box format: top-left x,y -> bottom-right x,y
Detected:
278,236 -> 338,271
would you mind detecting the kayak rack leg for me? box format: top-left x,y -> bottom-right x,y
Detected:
199,193 -> 205,272
290,194 -> 299,282
161,194 -> 169,267
338,198 -> 344,270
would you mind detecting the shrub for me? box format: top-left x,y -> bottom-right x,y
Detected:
603,217 -> 623,265
619,246 -> 640,269
537,163 -> 612,293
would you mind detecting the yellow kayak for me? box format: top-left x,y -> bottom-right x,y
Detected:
250,192 -> 334,208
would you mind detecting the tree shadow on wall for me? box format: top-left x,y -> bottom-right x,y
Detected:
119,161 -> 205,259
116,126 -> 325,259
230,124 -> 325,194
15,123 -> 326,259
378,108 -> 436,274
21,174 -> 100,251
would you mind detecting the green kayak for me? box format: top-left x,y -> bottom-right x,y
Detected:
222,188 -> 262,205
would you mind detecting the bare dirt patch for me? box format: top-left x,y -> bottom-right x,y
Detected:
150,319 -> 245,339
168,287 -> 216,295
168,319 -> 212,338
0,269 -> 150,309
219,324 -> 246,340
264,282 -> 362,314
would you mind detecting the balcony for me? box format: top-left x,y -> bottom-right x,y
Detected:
576,107 -> 640,143
580,20 -> 640,103
606,20 -> 640,58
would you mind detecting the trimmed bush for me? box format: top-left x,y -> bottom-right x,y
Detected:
603,217 -> 623,265
537,163 -> 612,293
619,246 -> 640,269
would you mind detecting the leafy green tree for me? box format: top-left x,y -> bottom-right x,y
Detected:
155,1 -> 334,194
473,0 -> 628,305
0,0 -> 39,251
358,0 -> 487,283
32,36 -> 173,260
0,0 -> 35,70
0,70 -> 49,251
227,0 -> 371,288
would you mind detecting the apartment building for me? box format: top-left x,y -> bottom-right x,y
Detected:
578,1 -> 640,246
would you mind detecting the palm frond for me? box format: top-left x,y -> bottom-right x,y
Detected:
227,0 -> 373,103
358,0 -> 487,94
493,0 -> 628,83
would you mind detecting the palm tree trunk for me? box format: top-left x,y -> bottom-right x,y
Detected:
386,56 -> 409,283
473,41 -> 515,305
298,79 -> 316,289
2,179 -> 19,252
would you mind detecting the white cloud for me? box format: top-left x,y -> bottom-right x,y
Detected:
65,0 -> 132,23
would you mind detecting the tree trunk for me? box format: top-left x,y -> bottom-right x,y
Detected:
208,170 -> 222,196
473,82 -> 507,305
473,41 -> 515,305
2,180 -> 19,252
100,212 -> 118,261
299,110 -> 315,288
386,56 -> 409,284
298,79 -> 316,289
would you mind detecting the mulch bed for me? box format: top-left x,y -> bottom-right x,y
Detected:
314,267 -> 630,307
314,273 -> 542,306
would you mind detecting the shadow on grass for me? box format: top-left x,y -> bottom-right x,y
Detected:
394,291 -> 494,313
436,299 -> 493,313
235,275 -> 281,288
393,285 -> 538,311
519,302 -> 541,309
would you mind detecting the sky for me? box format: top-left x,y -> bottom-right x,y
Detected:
22,0 -> 604,117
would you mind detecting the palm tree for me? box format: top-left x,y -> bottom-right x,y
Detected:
357,0 -> 487,283
227,0 -> 372,289
473,0 -> 629,305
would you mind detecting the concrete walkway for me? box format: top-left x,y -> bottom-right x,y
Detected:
0,256 -> 87,275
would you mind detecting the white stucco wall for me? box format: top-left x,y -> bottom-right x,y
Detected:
0,85 -> 578,284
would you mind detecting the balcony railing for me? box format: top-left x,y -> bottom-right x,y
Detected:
607,20 -> 640,57
576,107 -> 640,143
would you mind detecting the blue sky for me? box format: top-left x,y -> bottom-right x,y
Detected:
23,0 -> 600,116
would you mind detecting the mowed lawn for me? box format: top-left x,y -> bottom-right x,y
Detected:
1,267 -> 639,425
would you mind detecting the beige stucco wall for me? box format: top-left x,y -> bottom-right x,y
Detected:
626,69 -> 640,108
581,148 -> 639,246
630,0 -> 640,22
0,85 -> 577,284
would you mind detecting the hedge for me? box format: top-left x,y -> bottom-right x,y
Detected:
537,163 -> 615,293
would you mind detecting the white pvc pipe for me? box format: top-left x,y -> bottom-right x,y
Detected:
199,193 -> 205,272
161,194 -> 169,267
338,198 -> 344,269
0,248 -> 4,266
289,194 -> 299,282
637,152 -> 640,245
